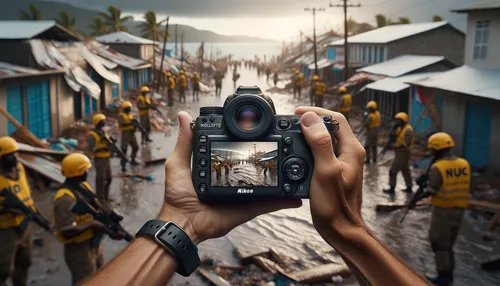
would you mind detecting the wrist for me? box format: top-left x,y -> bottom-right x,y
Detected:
157,208 -> 200,245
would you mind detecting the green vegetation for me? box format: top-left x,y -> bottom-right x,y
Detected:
20,3 -> 41,20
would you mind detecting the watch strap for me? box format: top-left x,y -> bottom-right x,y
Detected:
136,219 -> 200,276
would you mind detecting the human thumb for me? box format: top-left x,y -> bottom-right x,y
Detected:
167,111 -> 193,170
300,112 -> 336,170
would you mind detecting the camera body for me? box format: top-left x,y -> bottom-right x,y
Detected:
192,86 -> 339,201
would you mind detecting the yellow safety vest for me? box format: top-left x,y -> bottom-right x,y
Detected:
136,95 -> 151,116
393,124 -> 414,150
368,111 -> 381,128
118,112 -> 134,131
54,182 -> 95,244
431,158 -> 471,208
340,94 -> 352,112
179,75 -> 187,87
0,164 -> 35,229
88,130 -> 111,158
192,75 -> 200,83
168,77 -> 176,89
314,82 -> 327,95
296,75 -> 303,86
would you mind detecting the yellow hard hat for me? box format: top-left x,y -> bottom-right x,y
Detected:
295,70 -> 300,74
61,153 -> 92,178
366,101 -> 378,110
193,71 -> 198,75
428,132 -> 455,151
339,86 -> 347,93
166,72 -> 172,77
121,101 -> 132,109
313,75 -> 319,81
180,70 -> 185,74
0,136 -> 19,158
394,112 -> 409,123
92,113 -> 106,126
140,86 -> 149,93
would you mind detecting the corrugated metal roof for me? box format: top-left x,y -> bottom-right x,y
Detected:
0,21 -> 56,39
308,58 -> 333,70
96,31 -> 157,45
327,21 -> 450,45
357,55 -> 445,77
452,0 -> 500,12
87,41 -> 151,70
76,43 -> 120,84
94,54 -> 118,70
405,65 -> 500,101
365,72 -> 441,93
0,61 -> 62,79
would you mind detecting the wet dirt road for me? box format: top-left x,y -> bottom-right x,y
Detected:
26,66 -> 500,286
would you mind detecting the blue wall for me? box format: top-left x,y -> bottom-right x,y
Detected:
463,101 -> 491,169
410,87 -> 443,133
26,81 -> 51,139
6,86 -> 23,135
326,47 -> 336,60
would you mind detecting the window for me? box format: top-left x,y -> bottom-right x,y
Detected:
362,46 -> 366,62
474,21 -> 489,60
379,47 -> 385,62
374,47 -> 379,63
368,46 -> 372,63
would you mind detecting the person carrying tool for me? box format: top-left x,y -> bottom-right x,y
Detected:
273,69 -> 279,87
293,69 -> 303,99
54,153 -> 125,285
383,112 -> 414,194
338,86 -> 352,122
118,101 -> 140,172
87,114 -> 113,201
191,72 -> 201,101
178,70 -> 187,103
0,137 -> 36,286
136,86 -> 153,144
363,101 -> 381,164
311,75 -> 326,107
213,70 -> 223,97
167,72 -> 175,107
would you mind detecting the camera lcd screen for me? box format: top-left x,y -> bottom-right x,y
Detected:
210,142 -> 278,187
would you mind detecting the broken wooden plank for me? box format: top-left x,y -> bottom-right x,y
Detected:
293,263 -> 351,284
144,158 -> 167,166
18,143 -> 69,161
234,245 -> 269,265
253,256 -> 298,282
376,201 -> 429,213
469,200 -> 500,211
0,107 -> 49,149
197,267 -> 231,286
18,153 -> 65,184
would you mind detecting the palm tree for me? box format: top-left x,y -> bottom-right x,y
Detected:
375,14 -> 387,28
432,15 -> 443,22
138,11 -> 169,41
98,5 -> 134,33
55,11 -> 76,31
398,17 -> 411,24
20,3 -> 41,20
88,17 -> 109,36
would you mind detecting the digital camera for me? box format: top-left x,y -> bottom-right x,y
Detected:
191,86 -> 339,201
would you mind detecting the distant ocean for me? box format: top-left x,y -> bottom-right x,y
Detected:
164,42 -> 283,60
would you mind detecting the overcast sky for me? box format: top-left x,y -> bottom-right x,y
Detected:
45,0 -> 469,40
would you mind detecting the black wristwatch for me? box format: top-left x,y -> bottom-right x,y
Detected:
136,220 -> 200,276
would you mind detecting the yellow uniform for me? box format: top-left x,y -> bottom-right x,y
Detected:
168,77 -> 176,89
431,158 -> 470,208
118,112 -> 138,168
339,94 -> 352,113
87,131 -> 111,159
364,111 -> 381,163
388,124 -> 414,189
367,111 -> 381,128
0,164 -> 35,229
136,95 -> 151,116
179,75 -> 187,87
394,124 -> 415,150
118,112 -> 134,131
87,130 -> 112,200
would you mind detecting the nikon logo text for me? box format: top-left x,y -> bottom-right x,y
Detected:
237,188 -> 254,194
201,123 -> 221,128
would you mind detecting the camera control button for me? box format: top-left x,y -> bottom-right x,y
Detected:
199,135 -> 208,143
292,117 -> 299,124
199,184 -> 207,193
210,117 -> 215,122
323,116 -> 331,123
284,158 -> 307,181
278,118 -> 291,129
284,137 -> 293,145
199,145 -> 207,153
283,147 -> 290,155
199,170 -> 207,178
202,118 -> 208,123
199,158 -> 208,167
283,184 -> 292,193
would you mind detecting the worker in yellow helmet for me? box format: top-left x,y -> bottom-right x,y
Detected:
87,114 -> 113,201
177,70 -> 187,103
311,75 -> 327,107
338,86 -> 352,123
54,153 -> 125,285
166,72 -> 175,107
136,86 -> 153,144
118,101 -> 139,172
383,112 -> 414,194
363,101 -> 381,164
191,71 -> 201,101
293,70 -> 303,99
0,136 -> 40,286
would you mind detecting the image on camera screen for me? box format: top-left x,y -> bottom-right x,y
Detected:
210,142 -> 278,187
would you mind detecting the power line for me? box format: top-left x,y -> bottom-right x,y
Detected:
330,0 -> 361,81
304,7 -> 326,76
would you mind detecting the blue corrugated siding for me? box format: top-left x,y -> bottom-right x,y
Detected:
410,88 -> 443,133
132,71 -> 138,88
26,81 -> 51,139
92,98 -> 97,112
147,68 -> 152,82
463,102 -> 491,169
6,86 -> 24,135
112,83 -> 119,98
326,48 -> 335,60
123,70 -> 129,92
84,94 -> 91,116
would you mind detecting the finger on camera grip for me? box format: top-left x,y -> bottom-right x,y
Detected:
166,111 -> 193,171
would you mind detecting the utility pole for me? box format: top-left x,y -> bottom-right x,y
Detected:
199,42 -> 204,78
253,143 -> 257,156
174,24 -> 178,59
180,33 -> 184,69
299,31 -> 304,55
304,7 -> 325,76
330,0 -> 361,81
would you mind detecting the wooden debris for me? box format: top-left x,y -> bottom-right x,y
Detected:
18,143 -> 69,162
144,158 -> 167,166
253,256 -> 298,282
197,266 -> 231,286
375,201 -> 429,213
234,245 -> 269,265
0,107 -> 49,148
18,153 -> 65,184
293,263 -> 351,284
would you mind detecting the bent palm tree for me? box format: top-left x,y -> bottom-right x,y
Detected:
375,14 -> 387,28
20,3 -> 41,20
138,11 -> 169,41
99,5 -> 134,33
432,15 -> 443,22
55,11 -> 76,31
88,17 -> 109,36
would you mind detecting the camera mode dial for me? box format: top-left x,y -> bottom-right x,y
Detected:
283,157 -> 307,182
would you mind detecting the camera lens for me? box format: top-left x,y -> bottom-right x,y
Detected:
235,106 -> 261,131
